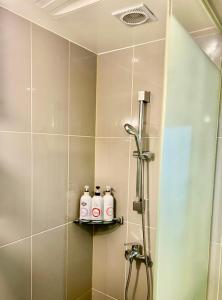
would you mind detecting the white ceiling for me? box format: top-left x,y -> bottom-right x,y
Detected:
0,0 -> 216,54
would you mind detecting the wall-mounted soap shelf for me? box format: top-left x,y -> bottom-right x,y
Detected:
73,217 -> 124,225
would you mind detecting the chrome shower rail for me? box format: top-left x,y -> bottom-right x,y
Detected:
124,90 -> 154,300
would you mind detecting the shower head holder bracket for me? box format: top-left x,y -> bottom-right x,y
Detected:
133,150 -> 154,160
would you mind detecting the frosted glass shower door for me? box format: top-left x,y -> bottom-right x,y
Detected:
154,16 -> 221,300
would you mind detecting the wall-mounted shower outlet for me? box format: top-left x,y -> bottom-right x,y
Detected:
138,90 -> 151,102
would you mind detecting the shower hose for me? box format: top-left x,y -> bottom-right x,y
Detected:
125,161 -> 152,300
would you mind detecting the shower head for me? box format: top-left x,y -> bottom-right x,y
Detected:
124,123 -> 138,137
124,123 -> 142,155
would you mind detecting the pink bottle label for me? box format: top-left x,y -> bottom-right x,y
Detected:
106,207 -> 113,217
92,208 -> 101,217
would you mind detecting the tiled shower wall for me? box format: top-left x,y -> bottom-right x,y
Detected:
1,6 -> 222,300
0,7 -> 96,300
92,40 -> 166,299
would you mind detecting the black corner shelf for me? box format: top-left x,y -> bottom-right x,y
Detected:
73,217 -> 124,225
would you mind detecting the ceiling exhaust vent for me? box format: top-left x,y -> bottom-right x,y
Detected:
112,3 -> 157,26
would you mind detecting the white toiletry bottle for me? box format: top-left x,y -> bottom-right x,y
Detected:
79,185 -> 92,220
103,186 -> 114,221
91,186 -> 103,221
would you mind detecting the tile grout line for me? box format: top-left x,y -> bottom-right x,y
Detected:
0,221 -> 154,249
0,222 -> 74,250
0,130 -> 160,140
95,136 -> 160,140
0,130 -> 96,138
0,130 -> 31,134
126,221 -> 156,230
92,288 -> 118,300
32,222 -> 73,237
30,21 -> 33,300
0,236 -> 31,250
69,134 -> 95,138
65,40 -> 71,300
97,37 -> 166,56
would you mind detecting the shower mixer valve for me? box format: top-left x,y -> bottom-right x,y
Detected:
125,242 -> 152,266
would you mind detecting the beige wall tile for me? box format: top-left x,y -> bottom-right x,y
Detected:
96,49 -> 133,137
0,133 -> 31,246
125,223 -> 156,300
32,226 -> 67,300
208,243 -> 221,300
0,8 -> 31,132
93,224 -> 127,300
132,40 -> 165,137
0,238 -> 31,300
95,138 -> 130,219
128,138 -> 160,228
69,43 -> 97,136
32,134 -> 68,234
67,223 -> 93,300
127,223 -> 156,258
32,25 -> 69,134
69,136 -> 95,221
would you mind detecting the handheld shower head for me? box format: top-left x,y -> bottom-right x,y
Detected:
124,123 -> 142,156
124,123 -> 138,137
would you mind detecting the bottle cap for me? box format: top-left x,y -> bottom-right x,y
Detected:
106,186 -> 111,192
95,186 -> 101,196
84,185 -> 89,192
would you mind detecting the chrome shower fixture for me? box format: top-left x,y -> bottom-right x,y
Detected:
124,123 -> 138,136
124,91 -> 154,300
124,123 -> 142,156
124,91 -> 153,209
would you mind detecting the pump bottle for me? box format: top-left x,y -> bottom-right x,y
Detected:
91,186 -> 103,221
103,186 -> 114,221
79,185 -> 92,220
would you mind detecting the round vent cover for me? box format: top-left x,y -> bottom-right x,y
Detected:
122,11 -> 148,25
112,4 -> 157,27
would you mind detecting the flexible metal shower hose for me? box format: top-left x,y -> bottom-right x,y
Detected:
141,161 -> 152,300
125,260 -> 133,300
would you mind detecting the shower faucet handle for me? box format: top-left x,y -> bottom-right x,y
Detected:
124,242 -> 145,263
124,242 -> 143,253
